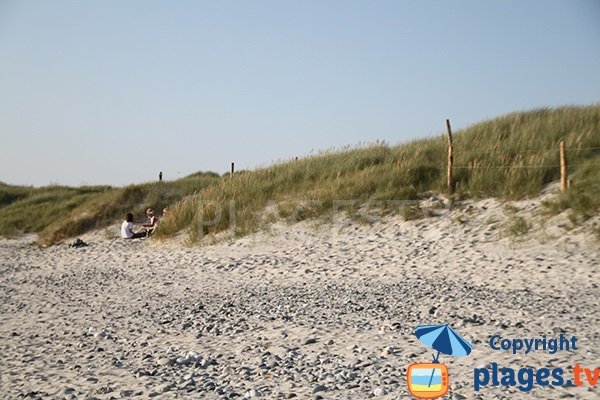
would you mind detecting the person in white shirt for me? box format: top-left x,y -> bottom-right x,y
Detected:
121,213 -> 146,239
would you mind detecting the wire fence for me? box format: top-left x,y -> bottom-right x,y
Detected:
448,146 -> 598,170
452,165 -> 584,169
451,146 -> 600,155
442,119 -> 594,193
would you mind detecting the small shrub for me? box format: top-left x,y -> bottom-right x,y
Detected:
402,202 -> 423,221
508,215 -> 531,236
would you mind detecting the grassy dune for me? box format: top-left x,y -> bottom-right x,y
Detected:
1,105 -> 599,245
156,105 -> 600,242
0,184 -> 111,236
0,172 -> 220,244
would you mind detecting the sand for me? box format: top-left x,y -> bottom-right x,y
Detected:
0,192 -> 598,399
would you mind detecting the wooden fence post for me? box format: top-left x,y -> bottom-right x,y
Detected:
560,140 -> 568,192
231,162 -> 235,178
446,119 -> 454,196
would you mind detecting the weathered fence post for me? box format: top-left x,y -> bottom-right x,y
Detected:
446,119 -> 454,196
560,140 -> 569,192
230,162 -> 235,178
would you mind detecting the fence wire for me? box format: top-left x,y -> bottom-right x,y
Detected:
449,146 -> 600,155
447,144 -> 598,169
452,165 -> 584,169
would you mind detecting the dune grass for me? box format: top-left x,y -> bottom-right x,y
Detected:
0,172 -> 220,244
0,185 -> 111,237
1,105 -> 599,245
156,105 -> 600,243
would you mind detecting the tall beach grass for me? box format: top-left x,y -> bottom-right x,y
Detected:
0,173 -> 220,244
156,105 -> 600,243
1,105 -> 598,245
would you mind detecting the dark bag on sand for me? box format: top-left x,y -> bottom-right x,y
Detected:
69,238 -> 89,248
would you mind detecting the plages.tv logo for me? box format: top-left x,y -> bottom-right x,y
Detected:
407,324 -> 473,399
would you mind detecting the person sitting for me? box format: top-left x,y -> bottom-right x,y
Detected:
121,213 -> 146,239
143,208 -> 159,236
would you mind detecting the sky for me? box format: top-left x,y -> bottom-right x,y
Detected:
1,0 -> 599,187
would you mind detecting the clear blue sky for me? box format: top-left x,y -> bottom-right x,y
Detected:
1,0 -> 599,187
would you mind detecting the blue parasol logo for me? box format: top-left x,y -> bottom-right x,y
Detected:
415,324 -> 473,362
407,324 -> 473,399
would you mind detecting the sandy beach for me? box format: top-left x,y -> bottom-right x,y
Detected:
2,2 -> 598,398
0,194 -> 598,399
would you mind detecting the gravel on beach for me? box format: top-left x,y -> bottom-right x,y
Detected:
0,197 -> 598,399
